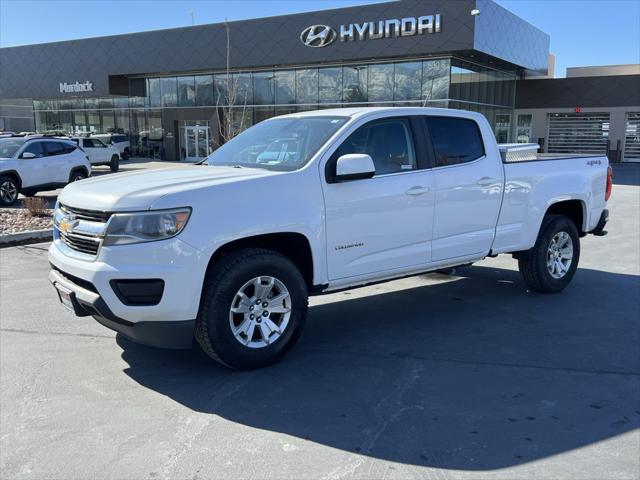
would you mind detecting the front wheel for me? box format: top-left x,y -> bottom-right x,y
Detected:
195,248 -> 308,370
518,214 -> 580,293
69,169 -> 87,183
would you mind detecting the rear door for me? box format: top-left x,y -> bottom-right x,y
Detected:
43,141 -> 74,183
323,116 -> 435,280
427,116 -> 503,261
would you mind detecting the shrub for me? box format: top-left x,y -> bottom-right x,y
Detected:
22,197 -> 49,217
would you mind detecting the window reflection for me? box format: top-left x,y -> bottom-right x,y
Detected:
160,77 -> 177,107
275,70 -> 295,105
319,67 -> 342,103
394,62 -> 422,102
177,77 -> 196,106
195,75 -> 214,106
253,72 -> 275,105
343,65 -> 367,102
368,63 -> 394,103
296,69 -> 318,105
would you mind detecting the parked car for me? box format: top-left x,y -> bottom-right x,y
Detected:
0,136 -> 90,206
91,134 -> 131,160
71,136 -> 120,172
48,107 -> 611,369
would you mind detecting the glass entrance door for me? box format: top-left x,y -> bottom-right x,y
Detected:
184,126 -> 209,162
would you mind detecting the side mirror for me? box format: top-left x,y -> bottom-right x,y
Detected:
335,154 -> 375,181
21,152 -> 37,159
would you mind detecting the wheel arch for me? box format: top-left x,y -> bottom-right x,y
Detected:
544,199 -> 587,235
68,166 -> 90,181
205,232 -> 315,290
0,170 -> 22,189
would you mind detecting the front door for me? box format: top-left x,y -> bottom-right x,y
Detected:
184,126 -> 209,162
323,116 -> 435,280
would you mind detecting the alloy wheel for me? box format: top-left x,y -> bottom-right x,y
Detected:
229,276 -> 292,348
547,231 -> 573,279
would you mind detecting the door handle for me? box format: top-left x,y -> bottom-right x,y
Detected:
405,186 -> 430,196
477,177 -> 497,187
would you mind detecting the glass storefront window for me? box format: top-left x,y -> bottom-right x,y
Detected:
422,59 -> 450,102
84,98 -> 99,109
195,75 -> 214,106
73,111 -> 87,133
368,63 -> 394,103
87,111 -> 101,133
101,110 -> 115,133
58,111 -> 73,134
516,114 -> 533,143
114,109 -> 129,134
148,78 -> 161,107
253,71 -> 275,105
113,96 -> 129,109
215,74 -> 230,105
148,110 -> 164,159
296,69 -> 318,105
394,61 -> 422,102
254,106 -> 275,124
98,98 -> 114,108
160,77 -> 177,107
343,65 -> 367,103
130,109 -> 148,157
275,70 -> 295,105
319,67 -> 342,104
177,76 -> 196,106
234,73 -> 253,106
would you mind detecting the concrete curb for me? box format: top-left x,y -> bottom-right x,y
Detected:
0,229 -> 52,247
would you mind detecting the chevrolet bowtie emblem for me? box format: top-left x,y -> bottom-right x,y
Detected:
300,25 -> 337,48
59,215 -> 79,234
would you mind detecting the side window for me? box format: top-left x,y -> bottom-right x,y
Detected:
21,141 -> 46,158
336,118 -> 417,175
426,117 -> 485,167
44,141 -> 66,156
63,143 -> 77,154
82,139 -> 95,148
93,139 -> 107,148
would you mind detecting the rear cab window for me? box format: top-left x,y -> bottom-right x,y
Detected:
426,116 -> 485,167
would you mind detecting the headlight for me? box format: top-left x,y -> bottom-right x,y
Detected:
103,208 -> 191,246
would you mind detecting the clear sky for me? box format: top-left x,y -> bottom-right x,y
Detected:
1,0 -> 639,77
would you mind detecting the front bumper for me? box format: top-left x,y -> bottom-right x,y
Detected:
49,268 -> 194,348
48,237 -> 207,349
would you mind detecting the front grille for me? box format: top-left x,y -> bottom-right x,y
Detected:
50,264 -> 98,293
59,204 -> 111,223
57,204 -> 110,256
59,231 -> 101,255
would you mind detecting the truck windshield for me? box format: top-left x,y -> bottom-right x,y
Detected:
0,138 -> 26,158
205,116 -> 348,171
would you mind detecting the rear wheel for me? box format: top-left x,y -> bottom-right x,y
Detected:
195,248 -> 308,370
0,175 -> 19,206
110,155 -> 120,172
518,215 -> 580,293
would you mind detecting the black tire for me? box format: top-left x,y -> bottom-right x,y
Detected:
69,169 -> 87,183
518,214 -> 580,293
0,175 -> 20,206
110,155 -> 120,172
122,148 -> 130,160
195,248 -> 308,370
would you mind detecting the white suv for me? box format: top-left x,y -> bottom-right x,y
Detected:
0,136 -> 90,206
71,137 -> 120,172
91,134 -> 131,160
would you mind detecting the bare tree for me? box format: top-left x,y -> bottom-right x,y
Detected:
215,20 -> 251,146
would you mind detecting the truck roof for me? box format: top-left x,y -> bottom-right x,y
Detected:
277,106 -> 480,120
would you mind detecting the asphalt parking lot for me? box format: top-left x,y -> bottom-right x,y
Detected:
1,167 -> 638,479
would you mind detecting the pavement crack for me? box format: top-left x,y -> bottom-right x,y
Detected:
309,347 -> 640,378
0,327 -> 113,340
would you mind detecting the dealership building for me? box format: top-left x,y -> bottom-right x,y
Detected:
0,0 -> 638,162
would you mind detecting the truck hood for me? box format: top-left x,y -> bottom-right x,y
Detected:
58,165 -> 277,211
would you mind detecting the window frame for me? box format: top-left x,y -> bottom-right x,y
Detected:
44,140 -> 68,157
20,140 -> 46,158
325,115 -> 431,183
423,115 -> 486,169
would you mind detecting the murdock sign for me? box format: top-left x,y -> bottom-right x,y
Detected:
59,81 -> 94,94
301,14 -> 441,47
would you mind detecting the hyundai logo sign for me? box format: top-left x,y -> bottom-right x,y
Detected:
300,25 -> 337,48
301,15 -> 441,47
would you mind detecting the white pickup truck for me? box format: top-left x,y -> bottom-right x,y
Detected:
48,107 -> 612,369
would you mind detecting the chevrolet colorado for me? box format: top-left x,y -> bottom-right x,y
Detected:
48,107 -> 612,369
